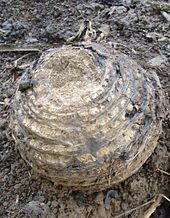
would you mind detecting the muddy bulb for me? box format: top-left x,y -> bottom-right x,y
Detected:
12,42 -> 164,191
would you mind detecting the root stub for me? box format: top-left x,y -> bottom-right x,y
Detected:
12,42 -> 164,191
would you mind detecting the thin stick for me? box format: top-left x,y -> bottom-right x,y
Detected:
161,194 -> 170,202
157,166 -> 170,176
113,198 -> 155,218
141,196 -> 162,218
0,28 -> 6,35
66,22 -> 86,43
14,53 -> 37,68
84,21 -> 97,42
0,44 -> 41,52
113,42 -> 136,54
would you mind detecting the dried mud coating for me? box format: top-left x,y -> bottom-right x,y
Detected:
12,43 -> 163,191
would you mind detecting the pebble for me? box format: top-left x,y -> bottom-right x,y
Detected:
52,6 -> 62,18
53,208 -> 58,214
99,24 -> 110,37
95,192 -> 104,205
25,37 -> 38,43
85,9 -> 92,15
33,195 -> 45,202
2,20 -> 13,34
98,205 -> 107,217
123,0 -> 132,6
166,44 -> 170,52
0,0 -> 6,7
0,131 -> 6,141
51,200 -> 58,208
161,11 -> 170,23
89,3 -> 104,10
22,201 -> 55,217
3,202 -> 8,207
148,55 -> 167,67
0,205 -> 5,216
14,183 -> 21,190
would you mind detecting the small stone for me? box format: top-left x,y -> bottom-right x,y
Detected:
85,9 -> 92,15
19,79 -> 33,92
110,6 -> 127,15
52,6 -> 62,18
22,201 -> 55,217
0,0 -> 6,7
99,24 -> 110,37
33,195 -> 45,202
121,202 -> 128,210
14,183 -> 21,189
51,200 -> 58,208
6,89 -> 14,98
89,3 -> 104,10
166,44 -> 170,51
0,131 -> 6,141
123,0 -> 132,6
3,202 -> 8,207
97,205 -> 107,217
4,98 -> 10,107
47,201 -> 51,206
59,202 -> 66,210
2,20 -> 13,32
161,11 -> 170,23
148,55 -> 167,67
25,37 -> 38,43
146,33 -> 156,42
53,208 -> 58,214
95,192 -> 104,205
0,205 -> 5,216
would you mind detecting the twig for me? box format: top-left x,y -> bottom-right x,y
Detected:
66,21 -> 86,43
14,53 -> 37,68
157,166 -> 170,176
0,28 -> 6,35
15,195 -> 19,205
161,194 -> 170,202
143,46 -> 154,54
84,21 -> 97,42
141,195 -> 162,218
112,42 -> 136,54
114,194 -> 170,218
113,198 -> 155,218
0,44 -> 41,52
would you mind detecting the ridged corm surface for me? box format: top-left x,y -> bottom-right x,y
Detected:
12,43 -> 163,191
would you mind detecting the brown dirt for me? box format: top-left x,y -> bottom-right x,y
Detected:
0,0 -> 169,217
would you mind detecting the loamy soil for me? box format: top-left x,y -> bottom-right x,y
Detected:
0,0 -> 169,217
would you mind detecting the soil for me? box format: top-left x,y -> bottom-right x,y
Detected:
0,0 -> 169,218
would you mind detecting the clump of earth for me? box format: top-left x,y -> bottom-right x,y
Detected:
0,0 -> 169,217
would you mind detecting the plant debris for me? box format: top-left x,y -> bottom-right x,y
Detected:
0,44 -> 41,52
